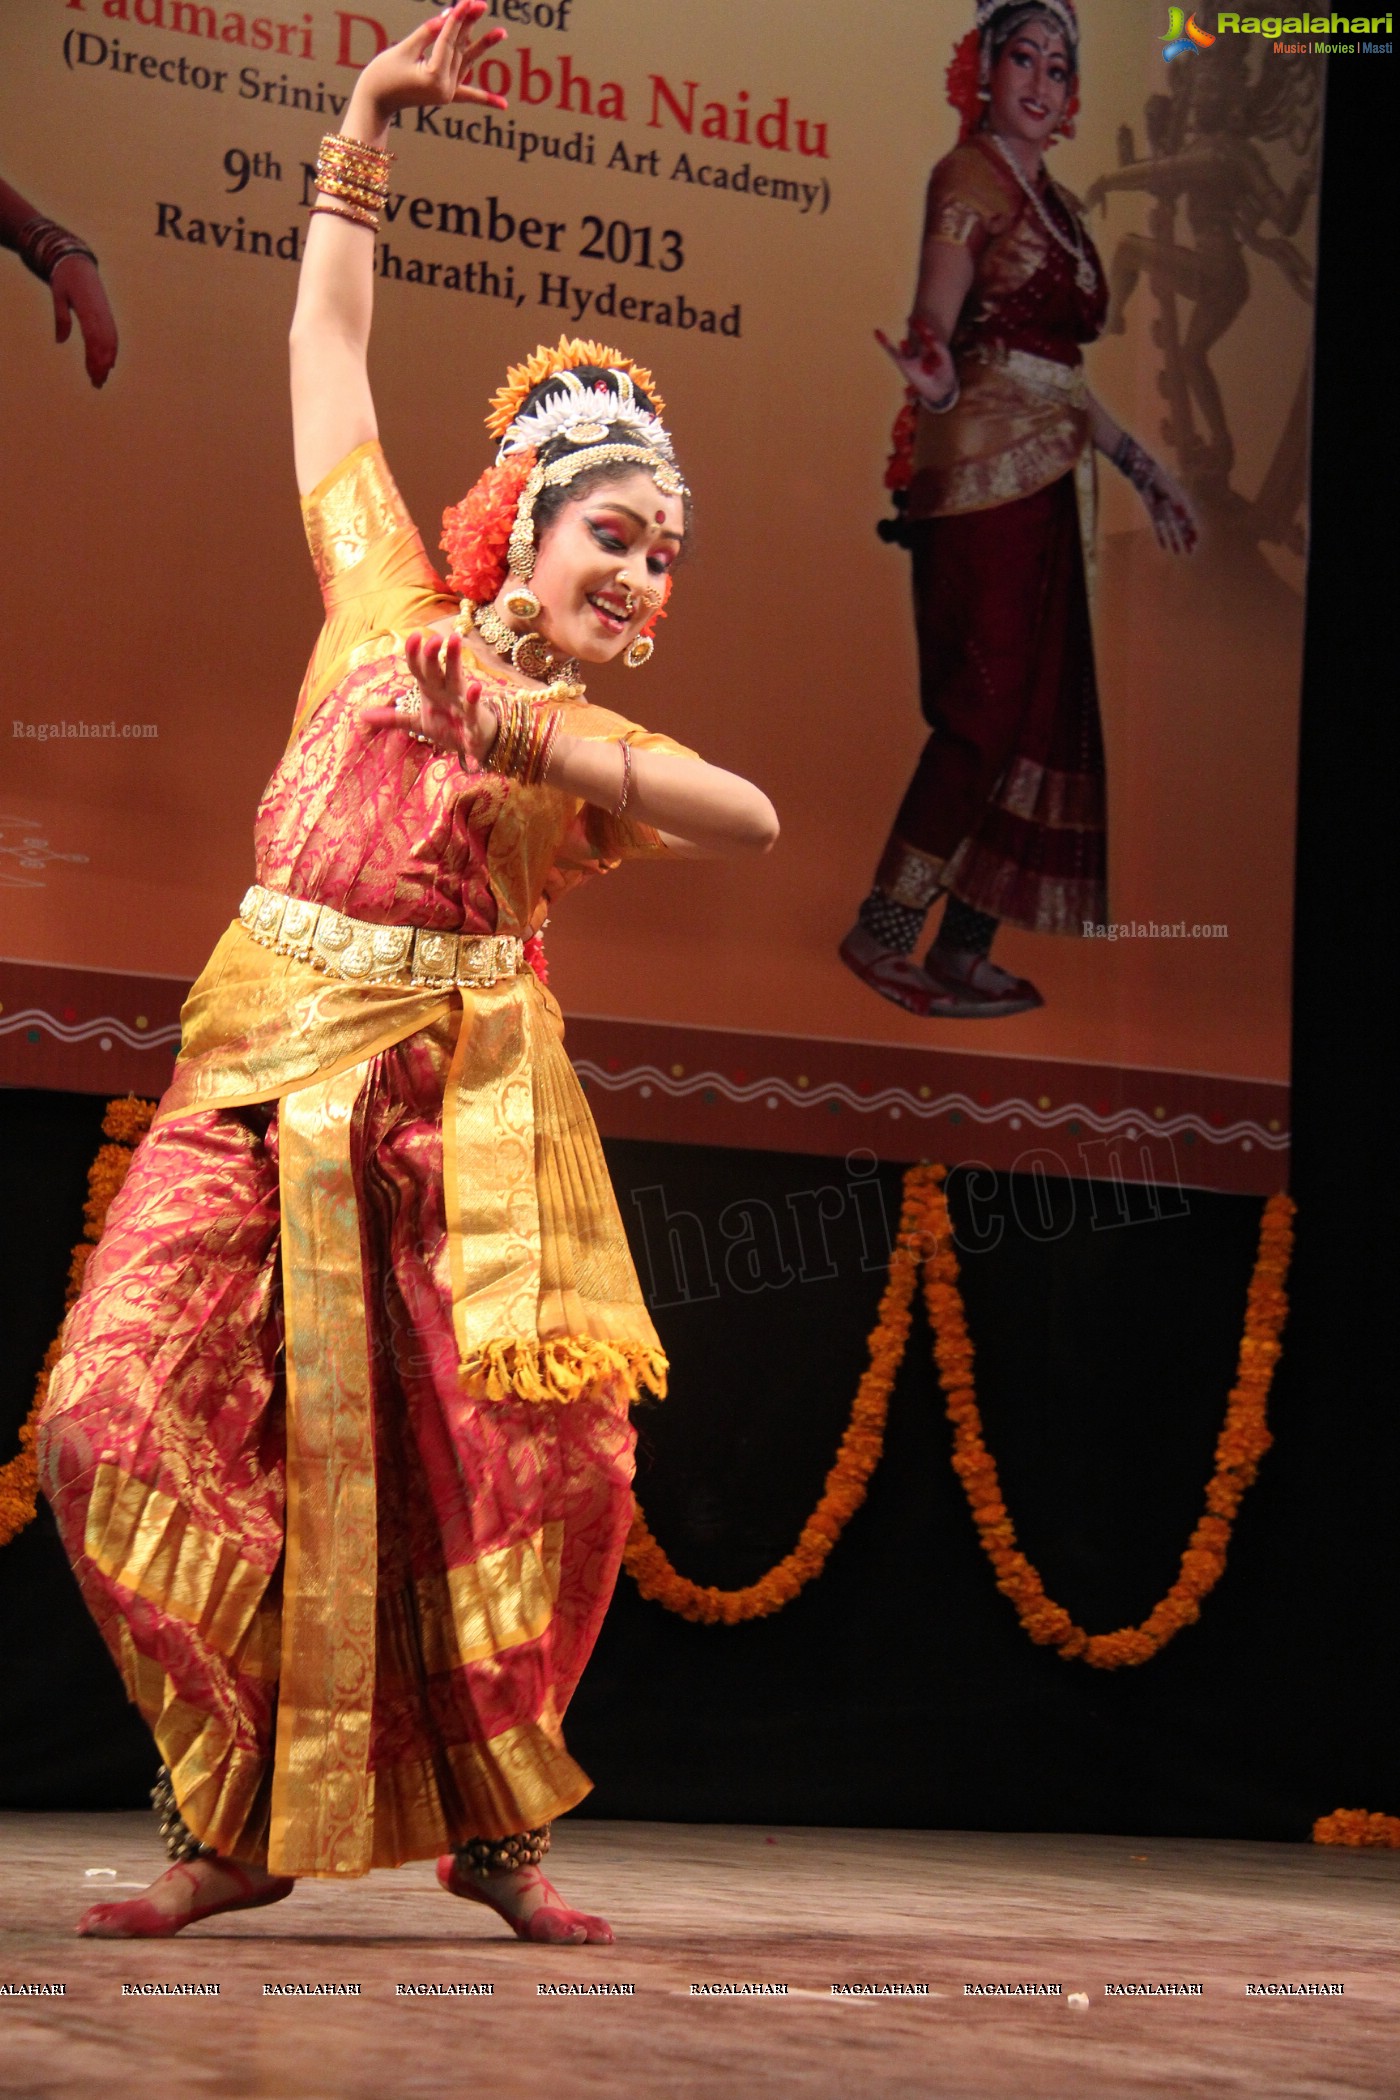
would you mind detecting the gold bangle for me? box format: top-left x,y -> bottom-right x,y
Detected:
316,160 -> 386,191
310,200 -> 379,232
491,696 -> 525,780
483,695 -> 560,786
612,739 -> 633,818
532,710 -> 563,787
316,172 -> 387,212
315,146 -> 390,209
319,130 -> 393,173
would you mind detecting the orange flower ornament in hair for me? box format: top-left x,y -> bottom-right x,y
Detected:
440,451 -> 536,605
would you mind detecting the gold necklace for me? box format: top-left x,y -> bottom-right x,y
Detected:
460,599 -> 581,687
987,131 -> 1097,296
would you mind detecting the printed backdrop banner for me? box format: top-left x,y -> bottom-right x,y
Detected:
1,1 -> 1318,1193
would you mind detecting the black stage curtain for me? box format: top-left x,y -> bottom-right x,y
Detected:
0,57 -> 1393,1837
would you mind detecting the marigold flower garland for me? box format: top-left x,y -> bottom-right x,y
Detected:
920,1165 -> 1295,1668
621,1166 -> 928,1624
625,1165 -> 1296,1662
1312,1810 -> 1400,1849
0,1096 -> 155,1548
3,1138 -> 1298,1679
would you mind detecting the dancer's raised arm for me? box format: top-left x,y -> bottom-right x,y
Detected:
289,1 -> 508,494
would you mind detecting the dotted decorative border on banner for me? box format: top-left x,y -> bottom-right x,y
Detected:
573,1059 -> 1288,1155
0,1006 -> 180,1054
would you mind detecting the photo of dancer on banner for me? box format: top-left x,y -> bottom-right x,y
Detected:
0,2 -> 1319,1192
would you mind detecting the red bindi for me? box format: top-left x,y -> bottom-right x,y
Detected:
654,510 -> 666,523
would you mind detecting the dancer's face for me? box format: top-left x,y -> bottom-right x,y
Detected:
988,17 -> 1073,152
527,470 -> 684,666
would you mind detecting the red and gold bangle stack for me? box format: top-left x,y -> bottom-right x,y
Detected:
311,132 -> 393,231
486,695 -> 563,787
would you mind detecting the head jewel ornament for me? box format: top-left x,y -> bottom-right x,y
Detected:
485,336 -> 667,443
975,0 -> 1078,58
496,366 -> 679,464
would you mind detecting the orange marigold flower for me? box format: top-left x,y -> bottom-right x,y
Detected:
1312,1809 -> 1400,1848
440,451 -> 538,607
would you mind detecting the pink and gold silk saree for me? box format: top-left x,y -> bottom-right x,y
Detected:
39,443 -> 689,1879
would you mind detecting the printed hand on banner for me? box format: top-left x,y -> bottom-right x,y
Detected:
1139,458 -> 1198,556
50,252 -> 118,389
355,0 -> 512,123
361,631 -> 500,766
875,323 -> 959,414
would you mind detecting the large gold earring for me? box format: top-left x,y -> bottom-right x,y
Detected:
504,585 -> 542,621
625,635 -> 654,670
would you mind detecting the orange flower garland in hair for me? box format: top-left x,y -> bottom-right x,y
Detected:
441,450 -> 536,606
920,1167 -> 1295,1668
0,1096 -> 157,1547
946,27 -> 985,142
622,1167 -> 929,1623
1312,1810 -> 1400,1849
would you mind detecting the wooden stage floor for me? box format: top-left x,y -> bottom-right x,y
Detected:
2,1816 -> 1395,2099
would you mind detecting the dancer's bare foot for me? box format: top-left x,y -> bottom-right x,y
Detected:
436,1853 -> 614,1945
76,1855 -> 295,1938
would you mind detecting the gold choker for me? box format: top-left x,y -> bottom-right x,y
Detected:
460,600 -> 580,686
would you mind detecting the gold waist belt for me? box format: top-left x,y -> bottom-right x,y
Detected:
967,343 -> 1089,408
238,882 -> 525,990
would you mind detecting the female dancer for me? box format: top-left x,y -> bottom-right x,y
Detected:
840,0 -> 1195,1020
38,1 -> 776,1944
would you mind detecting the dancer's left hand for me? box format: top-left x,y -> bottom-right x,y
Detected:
1136,457 -> 1198,555
361,629 -> 501,762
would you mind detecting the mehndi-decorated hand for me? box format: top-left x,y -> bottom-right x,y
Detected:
1116,434 -> 1198,556
1141,467 -> 1197,556
876,322 -> 959,414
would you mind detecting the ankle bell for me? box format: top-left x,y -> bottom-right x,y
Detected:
151,1766 -> 217,1864
457,1825 -> 552,1878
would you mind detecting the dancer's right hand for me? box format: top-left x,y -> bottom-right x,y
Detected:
352,2 -> 510,125
876,325 -> 959,413
361,630 -> 501,765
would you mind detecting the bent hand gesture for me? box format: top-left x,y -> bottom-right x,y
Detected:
361,630 -> 501,766
876,322 -> 959,414
354,1 -> 511,127
1135,455 -> 1198,557
50,252 -> 118,388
